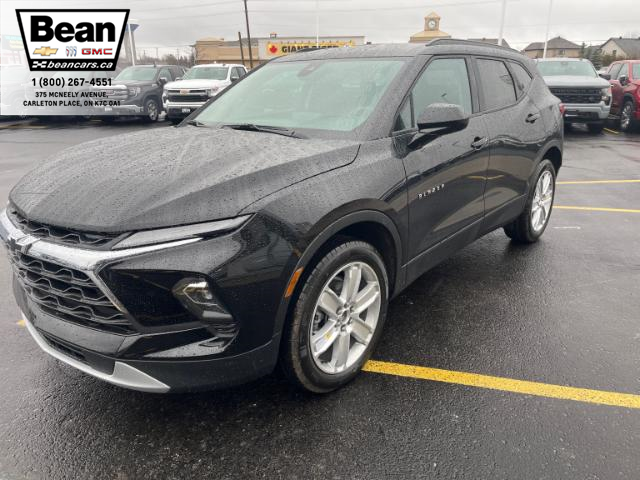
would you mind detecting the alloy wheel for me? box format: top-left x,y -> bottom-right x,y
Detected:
531,170 -> 554,233
147,101 -> 158,121
621,104 -> 632,131
309,261 -> 381,374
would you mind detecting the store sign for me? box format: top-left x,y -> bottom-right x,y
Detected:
266,40 -> 355,57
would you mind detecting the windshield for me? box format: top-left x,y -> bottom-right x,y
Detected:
53,71 -> 92,80
184,66 -> 228,80
194,58 -> 405,133
537,60 -> 597,77
115,67 -> 157,81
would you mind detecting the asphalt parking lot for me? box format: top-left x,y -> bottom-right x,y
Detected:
0,118 -> 639,479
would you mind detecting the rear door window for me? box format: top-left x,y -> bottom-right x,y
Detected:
477,58 -> 517,111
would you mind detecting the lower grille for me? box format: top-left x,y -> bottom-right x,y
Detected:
550,87 -> 602,104
9,248 -> 134,334
167,91 -> 208,103
39,330 -> 87,363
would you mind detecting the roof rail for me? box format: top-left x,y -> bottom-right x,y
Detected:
427,38 -> 515,52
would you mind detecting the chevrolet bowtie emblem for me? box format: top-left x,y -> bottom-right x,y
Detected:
33,46 -> 58,56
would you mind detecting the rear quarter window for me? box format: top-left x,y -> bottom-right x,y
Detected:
509,62 -> 532,98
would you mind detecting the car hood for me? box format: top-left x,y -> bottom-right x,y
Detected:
165,79 -> 227,90
10,127 -> 359,233
542,75 -> 610,88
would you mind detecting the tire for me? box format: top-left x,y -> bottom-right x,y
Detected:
620,100 -> 637,132
168,117 -> 182,125
504,159 -> 556,244
587,122 -> 604,134
99,116 -> 116,123
280,240 -> 389,393
143,98 -> 159,123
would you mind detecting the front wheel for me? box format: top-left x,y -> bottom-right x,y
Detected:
280,241 -> 389,393
504,159 -> 556,243
143,98 -> 159,123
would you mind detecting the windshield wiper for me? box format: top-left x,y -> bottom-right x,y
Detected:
186,119 -> 208,127
222,123 -> 306,139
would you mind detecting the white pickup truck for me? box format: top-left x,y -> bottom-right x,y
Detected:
163,63 -> 247,124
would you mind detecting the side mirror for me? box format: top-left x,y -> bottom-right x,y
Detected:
417,103 -> 469,131
619,75 -> 628,86
230,77 -> 239,83
599,73 -> 611,80
158,76 -> 169,86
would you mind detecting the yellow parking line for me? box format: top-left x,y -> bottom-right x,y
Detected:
555,206 -> 640,213
363,360 -> 640,409
604,128 -> 620,135
16,319 -> 26,327
558,179 -> 640,185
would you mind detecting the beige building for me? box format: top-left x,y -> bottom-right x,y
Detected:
194,37 -> 257,67
409,12 -> 451,43
522,36 -> 580,59
195,35 -> 365,67
600,37 -> 640,59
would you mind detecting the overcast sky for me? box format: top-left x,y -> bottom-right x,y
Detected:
3,0 -> 640,52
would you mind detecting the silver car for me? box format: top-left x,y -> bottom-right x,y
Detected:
536,58 -> 611,133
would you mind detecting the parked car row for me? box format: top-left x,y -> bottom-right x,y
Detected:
535,57 -> 640,133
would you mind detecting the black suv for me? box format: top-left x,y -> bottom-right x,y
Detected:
1,41 -> 562,393
95,65 -> 185,122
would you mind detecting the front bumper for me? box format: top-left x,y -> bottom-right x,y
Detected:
164,101 -> 206,118
1,209 -> 296,392
562,102 -> 610,122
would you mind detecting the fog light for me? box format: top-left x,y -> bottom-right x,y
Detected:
173,277 -> 237,338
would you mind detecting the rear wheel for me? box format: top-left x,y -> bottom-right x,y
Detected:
280,241 -> 388,393
504,159 -> 556,244
587,122 -> 604,134
620,100 -> 636,132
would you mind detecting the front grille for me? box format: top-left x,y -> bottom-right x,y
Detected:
7,208 -> 120,248
167,90 -> 208,103
9,248 -> 134,334
550,87 -> 602,104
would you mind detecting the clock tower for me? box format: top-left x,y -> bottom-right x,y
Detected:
409,11 -> 451,43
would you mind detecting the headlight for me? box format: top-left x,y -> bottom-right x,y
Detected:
601,86 -> 612,105
206,87 -> 220,97
114,215 -> 251,250
127,86 -> 141,97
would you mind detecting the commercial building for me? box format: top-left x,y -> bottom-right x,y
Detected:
195,35 -> 365,68
409,12 -> 450,43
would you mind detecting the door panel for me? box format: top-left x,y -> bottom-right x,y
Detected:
475,58 -> 546,223
399,55 -> 489,259
402,117 -> 489,259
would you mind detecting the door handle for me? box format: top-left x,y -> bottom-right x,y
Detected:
526,112 -> 541,123
471,136 -> 488,150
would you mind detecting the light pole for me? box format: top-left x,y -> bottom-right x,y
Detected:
543,0 -> 553,59
243,0 -> 254,68
497,0 -> 507,47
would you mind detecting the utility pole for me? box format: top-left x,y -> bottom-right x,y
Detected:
315,0 -> 319,48
543,0 -> 553,58
243,0 -> 254,68
238,31 -> 246,67
497,0 -> 507,47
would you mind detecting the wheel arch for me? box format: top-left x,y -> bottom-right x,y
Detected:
272,208 -> 405,338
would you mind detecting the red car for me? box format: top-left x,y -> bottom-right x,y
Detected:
606,60 -> 640,132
